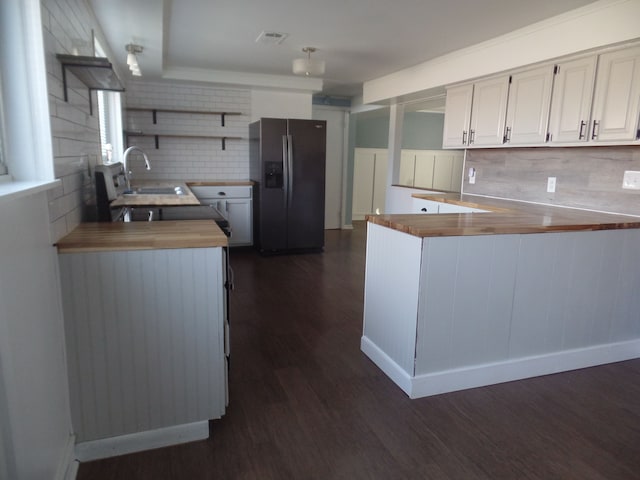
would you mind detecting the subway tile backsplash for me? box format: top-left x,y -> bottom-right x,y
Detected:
124,81 -> 251,181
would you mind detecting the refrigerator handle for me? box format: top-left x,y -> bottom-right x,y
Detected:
282,135 -> 289,207
287,134 -> 293,206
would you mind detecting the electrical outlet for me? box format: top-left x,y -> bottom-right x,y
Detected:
622,170 -> 640,190
547,177 -> 556,193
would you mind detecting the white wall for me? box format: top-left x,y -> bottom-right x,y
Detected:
0,192 -> 74,480
251,89 -> 313,121
364,0 -> 640,103
42,0 -> 119,241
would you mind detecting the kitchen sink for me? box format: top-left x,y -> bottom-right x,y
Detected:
123,186 -> 185,195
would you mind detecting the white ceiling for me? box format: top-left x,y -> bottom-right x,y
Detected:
90,0 -> 598,98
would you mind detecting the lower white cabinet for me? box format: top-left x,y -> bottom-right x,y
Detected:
412,198 -> 441,214
59,246 -> 228,447
190,185 -> 253,247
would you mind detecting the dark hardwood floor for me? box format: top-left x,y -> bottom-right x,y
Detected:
78,222 -> 640,479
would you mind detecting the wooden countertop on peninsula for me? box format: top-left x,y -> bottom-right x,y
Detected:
367,193 -> 640,237
56,220 -> 228,253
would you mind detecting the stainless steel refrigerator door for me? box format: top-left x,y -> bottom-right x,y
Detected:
258,118 -> 288,251
286,119 -> 326,250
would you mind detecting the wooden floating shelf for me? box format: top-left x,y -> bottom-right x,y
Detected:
56,54 -> 124,115
125,107 -> 242,126
125,132 -> 243,150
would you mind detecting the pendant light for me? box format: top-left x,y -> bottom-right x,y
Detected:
292,47 -> 325,77
125,43 -> 143,77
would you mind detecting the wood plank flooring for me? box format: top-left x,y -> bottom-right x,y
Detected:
77,222 -> 640,479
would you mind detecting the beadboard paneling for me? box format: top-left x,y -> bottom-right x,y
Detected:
362,223 -> 422,375
464,146 -> 640,216
59,247 -> 226,443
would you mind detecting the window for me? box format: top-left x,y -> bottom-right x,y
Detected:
94,38 -> 123,164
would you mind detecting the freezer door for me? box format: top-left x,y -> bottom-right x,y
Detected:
257,118 -> 288,251
286,119 -> 326,250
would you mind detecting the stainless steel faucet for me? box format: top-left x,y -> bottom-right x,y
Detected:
123,146 -> 151,189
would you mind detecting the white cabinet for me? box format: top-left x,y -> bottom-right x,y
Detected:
504,65 -> 555,145
442,84 -> 474,148
468,75 -> 510,147
223,199 -> 252,246
590,45 -> 640,142
190,185 -> 253,247
443,76 -> 509,148
441,43 -> 640,148
59,246 -> 227,446
547,56 -> 597,144
412,198 -> 440,214
352,148 -> 388,220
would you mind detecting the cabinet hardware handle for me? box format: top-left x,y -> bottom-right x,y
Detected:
591,120 -> 599,140
469,129 -> 475,144
421,208 -> 427,212
462,131 -> 467,145
504,126 -> 511,143
578,120 -> 587,140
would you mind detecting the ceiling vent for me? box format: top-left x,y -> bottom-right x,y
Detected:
255,31 -> 288,45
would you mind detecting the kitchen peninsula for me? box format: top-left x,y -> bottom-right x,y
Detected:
56,220 -> 229,460
362,195 -> 640,399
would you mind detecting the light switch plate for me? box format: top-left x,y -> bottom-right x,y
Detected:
622,170 -> 640,190
547,177 -> 556,193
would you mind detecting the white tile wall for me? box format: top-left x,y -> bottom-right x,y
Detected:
125,81 -> 251,181
42,0 -> 103,241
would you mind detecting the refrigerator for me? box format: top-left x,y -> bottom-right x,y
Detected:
249,118 -> 327,253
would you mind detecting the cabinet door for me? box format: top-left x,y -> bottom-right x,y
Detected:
352,149 -> 376,220
225,199 -> 252,246
399,150 -> 416,186
372,151 -> 388,214
412,198 -> 440,214
547,56 -> 597,143
413,151 -> 435,189
469,76 -> 510,146
591,45 -> 640,142
504,65 -> 554,145
443,84 -> 474,148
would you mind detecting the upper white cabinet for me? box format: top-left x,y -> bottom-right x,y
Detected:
468,76 -> 510,147
504,65 -> 555,145
590,45 -> 640,143
442,42 -> 640,148
547,56 -> 597,144
442,76 -> 509,148
442,84 -> 474,148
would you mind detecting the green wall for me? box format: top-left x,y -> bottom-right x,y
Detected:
354,111 -> 444,149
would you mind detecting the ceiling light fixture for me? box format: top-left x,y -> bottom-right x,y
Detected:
292,47 -> 325,77
125,43 -> 143,77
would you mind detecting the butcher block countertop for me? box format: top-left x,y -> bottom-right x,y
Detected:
186,180 -> 254,186
367,193 -> 640,237
56,220 -> 228,253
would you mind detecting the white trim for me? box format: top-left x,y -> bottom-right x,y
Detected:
0,179 -> 60,203
363,337 -> 640,399
74,421 -> 210,462
361,336 -> 413,395
54,434 -> 77,480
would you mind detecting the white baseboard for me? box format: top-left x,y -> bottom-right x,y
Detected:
361,336 -> 412,395
341,224 -> 354,230
75,421 -> 209,462
362,336 -> 640,399
54,433 -> 77,480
